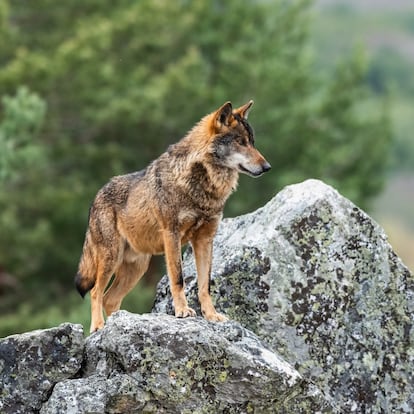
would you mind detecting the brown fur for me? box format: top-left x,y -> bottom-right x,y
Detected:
76,101 -> 271,332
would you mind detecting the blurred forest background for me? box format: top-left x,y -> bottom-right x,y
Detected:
0,0 -> 412,337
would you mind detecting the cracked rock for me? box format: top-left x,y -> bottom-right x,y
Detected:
153,179 -> 414,413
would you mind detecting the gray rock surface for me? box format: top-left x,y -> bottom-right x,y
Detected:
0,323 -> 84,414
153,179 -> 414,413
42,311 -> 333,413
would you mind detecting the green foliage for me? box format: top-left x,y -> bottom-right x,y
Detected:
0,283 -> 156,337
368,47 -> 414,95
0,0 -> 391,336
302,51 -> 392,204
0,86 -> 46,180
310,1 -> 414,171
0,87 -> 51,287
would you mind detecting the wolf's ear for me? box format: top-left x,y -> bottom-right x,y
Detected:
214,101 -> 233,128
234,100 -> 254,119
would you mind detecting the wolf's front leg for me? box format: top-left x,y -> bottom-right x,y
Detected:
163,228 -> 196,318
192,220 -> 228,322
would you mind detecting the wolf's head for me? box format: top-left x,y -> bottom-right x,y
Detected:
208,101 -> 271,177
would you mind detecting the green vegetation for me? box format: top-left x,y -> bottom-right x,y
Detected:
0,87 -> 46,180
311,0 -> 414,273
311,0 -> 414,171
0,0 -> 392,337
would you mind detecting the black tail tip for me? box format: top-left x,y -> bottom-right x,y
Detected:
75,272 -> 94,298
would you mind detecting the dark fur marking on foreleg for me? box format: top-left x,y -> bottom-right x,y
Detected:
177,271 -> 184,288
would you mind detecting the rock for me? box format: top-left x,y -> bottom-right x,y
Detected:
42,311 -> 333,413
0,323 -> 84,414
2,179 -> 413,413
153,179 -> 414,413
40,374 -> 148,414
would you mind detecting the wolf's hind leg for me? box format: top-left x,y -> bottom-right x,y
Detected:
103,253 -> 151,317
90,266 -> 116,333
89,242 -> 122,333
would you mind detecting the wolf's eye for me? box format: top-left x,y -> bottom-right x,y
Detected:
236,137 -> 247,146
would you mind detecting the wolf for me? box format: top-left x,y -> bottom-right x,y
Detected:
75,100 -> 271,332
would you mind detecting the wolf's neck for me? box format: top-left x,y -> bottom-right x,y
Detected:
183,159 -> 238,208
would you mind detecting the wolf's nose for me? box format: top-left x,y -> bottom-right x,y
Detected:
262,162 -> 271,173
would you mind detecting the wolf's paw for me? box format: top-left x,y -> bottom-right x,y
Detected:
203,311 -> 228,322
90,320 -> 105,333
175,306 -> 197,318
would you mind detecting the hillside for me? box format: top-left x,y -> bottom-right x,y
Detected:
312,0 -> 414,271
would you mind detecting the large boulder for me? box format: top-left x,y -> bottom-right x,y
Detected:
0,323 -> 84,414
153,179 -> 414,413
2,179 -> 412,413
42,311 -> 333,413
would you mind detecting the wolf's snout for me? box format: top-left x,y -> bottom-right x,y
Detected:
262,161 -> 271,173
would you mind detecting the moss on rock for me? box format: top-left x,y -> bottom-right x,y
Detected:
154,179 -> 414,413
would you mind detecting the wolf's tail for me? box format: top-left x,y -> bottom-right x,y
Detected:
75,231 -> 96,298
75,271 -> 95,298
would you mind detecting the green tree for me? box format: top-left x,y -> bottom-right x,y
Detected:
296,51 -> 392,204
0,87 -> 46,179
0,87 -> 50,314
0,0 -> 391,335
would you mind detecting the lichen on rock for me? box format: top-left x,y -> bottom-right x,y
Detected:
1,179 -> 413,413
42,311 -> 333,413
0,323 -> 84,414
154,179 -> 414,413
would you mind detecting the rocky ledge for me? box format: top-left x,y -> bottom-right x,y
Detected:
1,179 -> 413,413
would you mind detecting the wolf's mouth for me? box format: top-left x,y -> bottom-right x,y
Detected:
238,164 -> 263,177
